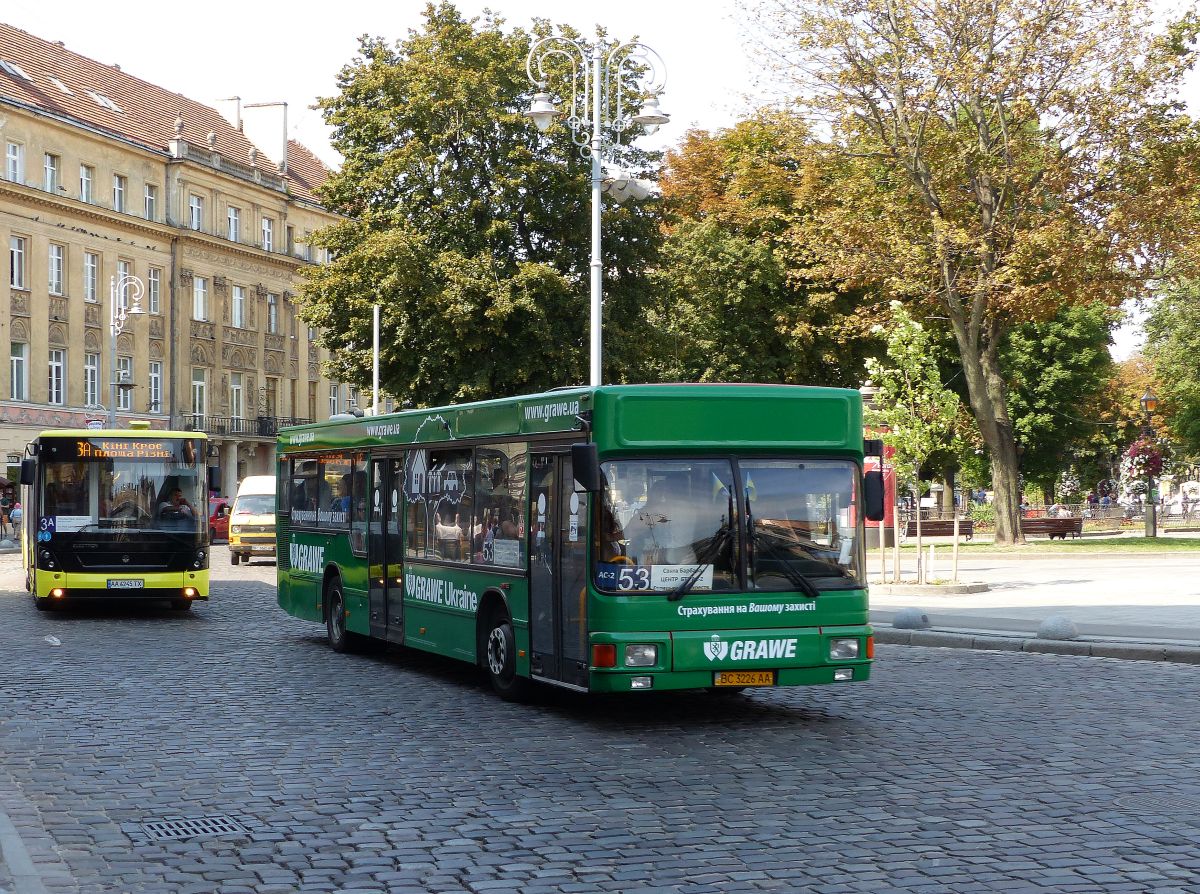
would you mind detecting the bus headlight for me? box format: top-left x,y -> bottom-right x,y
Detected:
230,525 -> 241,535
625,644 -> 658,667
193,549 -> 207,569
829,638 -> 859,660
39,549 -> 56,570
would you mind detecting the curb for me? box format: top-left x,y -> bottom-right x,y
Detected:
876,627 -> 1200,664
871,582 -> 990,596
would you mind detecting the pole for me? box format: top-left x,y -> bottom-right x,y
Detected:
372,304 -> 380,416
107,277 -> 117,428
589,40 -> 604,388
1146,466 -> 1156,537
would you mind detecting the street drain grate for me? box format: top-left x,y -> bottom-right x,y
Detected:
140,814 -> 249,841
1113,795 -> 1200,815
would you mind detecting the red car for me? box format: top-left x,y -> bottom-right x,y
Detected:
208,498 -> 231,543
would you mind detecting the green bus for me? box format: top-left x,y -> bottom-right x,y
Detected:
276,384 -> 883,699
19,423 -> 211,610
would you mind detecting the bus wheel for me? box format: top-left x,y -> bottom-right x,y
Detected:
34,597 -> 52,612
230,552 -> 240,566
171,599 -> 192,611
325,579 -> 356,653
484,615 -> 532,702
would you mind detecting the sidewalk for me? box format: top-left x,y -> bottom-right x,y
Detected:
868,542 -> 1200,663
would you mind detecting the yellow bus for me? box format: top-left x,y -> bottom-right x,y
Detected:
20,422 -> 210,611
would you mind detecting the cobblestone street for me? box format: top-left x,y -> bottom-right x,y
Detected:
0,548 -> 1198,893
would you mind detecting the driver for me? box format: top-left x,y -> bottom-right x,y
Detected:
159,488 -> 195,519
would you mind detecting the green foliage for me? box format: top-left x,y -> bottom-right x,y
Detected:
1003,303 -> 1120,496
1146,277 -> 1200,457
302,3 -> 662,404
968,501 -> 996,528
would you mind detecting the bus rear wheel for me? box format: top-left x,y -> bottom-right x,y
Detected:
484,615 -> 532,702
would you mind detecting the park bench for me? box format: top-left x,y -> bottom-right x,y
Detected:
903,518 -> 974,540
1020,516 -> 1084,540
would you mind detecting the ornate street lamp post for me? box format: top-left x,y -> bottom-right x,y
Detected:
1140,388 -> 1159,538
525,34 -> 669,387
108,274 -> 145,428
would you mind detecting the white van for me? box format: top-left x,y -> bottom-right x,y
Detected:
228,475 -> 276,565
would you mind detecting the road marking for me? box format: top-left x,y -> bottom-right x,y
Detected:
0,808 -> 49,894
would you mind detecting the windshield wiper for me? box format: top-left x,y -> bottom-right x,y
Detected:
747,505 -> 822,599
667,521 -> 734,603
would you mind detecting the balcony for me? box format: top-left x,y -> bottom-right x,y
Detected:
177,415 -> 312,439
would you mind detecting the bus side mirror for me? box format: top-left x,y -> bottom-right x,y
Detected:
19,458 -> 36,486
570,443 -> 603,493
864,470 -> 885,521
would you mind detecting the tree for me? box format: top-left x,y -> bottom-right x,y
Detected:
750,0 -> 1200,544
1003,303 -> 1119,501
865,304 -> 964,580
301,3 -> 662,406
1146,278 -> 1200,457
644,115 -> 876,386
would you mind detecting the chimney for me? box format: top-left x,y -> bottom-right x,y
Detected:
242,102 -> 288,174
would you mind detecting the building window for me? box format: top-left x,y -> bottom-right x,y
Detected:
230,372 -> 244,426
9,342 -> 27,400
189,195 -> 203,231
112,174 -> 126,212
80,164 -> 94,202
231,285 -> 245,328
116,356 -> 132,410
6,142 -> 23,183
227,206 -> 240,242
329,383 -> 339,417
144,183 -> 157,220
149,361 -> 162,413
265,377 -> 278,417
193,276 -> 208,321
347,386 -> 359,409
48,243 -> 64,296
261,216 -> 273,251
9,236 -> 26,289
191,368 -> 207,419
308,382 -> 317,421
84,251 -> 99,302
43,153 -> 59,192
267,293 -> 279,334
116,260 -> 132,310
148,267 -> 161,314
84,353 -> 99,407
48,350 -> 65,405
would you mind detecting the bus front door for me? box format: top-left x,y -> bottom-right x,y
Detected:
368,457 -> 405,643
529,450 -> 589,688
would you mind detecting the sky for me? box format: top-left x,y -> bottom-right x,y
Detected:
1,0 -> 1181,359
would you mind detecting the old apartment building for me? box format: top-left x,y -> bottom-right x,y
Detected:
0,22 -> 344,496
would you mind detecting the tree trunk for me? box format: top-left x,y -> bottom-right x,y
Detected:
947,316 -> 1025,546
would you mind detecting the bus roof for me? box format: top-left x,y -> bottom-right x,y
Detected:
278,383 -> 864,456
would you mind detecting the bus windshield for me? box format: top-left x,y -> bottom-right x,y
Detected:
595,457 -> 863,594
37,437 -> 205,537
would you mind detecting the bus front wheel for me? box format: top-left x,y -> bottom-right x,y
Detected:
325,579 -> 358,653
485,615 -> 532,702
230,552 -> 241,566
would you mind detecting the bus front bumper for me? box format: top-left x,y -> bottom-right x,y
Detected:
587,625 -> 873,693
35,570 -> 209,601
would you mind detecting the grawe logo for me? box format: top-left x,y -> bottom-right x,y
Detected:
702,636 -> 799,662
703,635 -> 728,661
